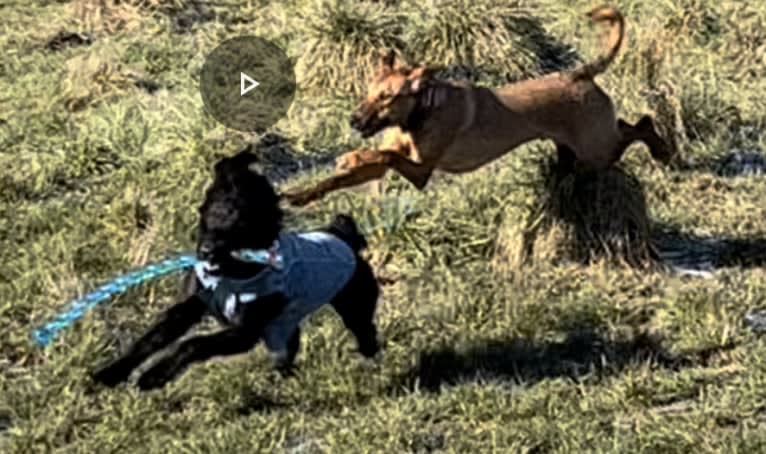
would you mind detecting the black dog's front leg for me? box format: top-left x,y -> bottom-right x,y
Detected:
136,327 -> 261,390
92,294 -> 207,388
136,294 -> 289,390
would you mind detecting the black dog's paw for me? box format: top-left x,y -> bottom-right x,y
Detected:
136,363 -> 174,391
358,337 -> 383,359
92,362 -> 131,388
359,348 -> 385,370
275,362 -> 299,379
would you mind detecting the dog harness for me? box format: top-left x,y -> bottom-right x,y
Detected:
193,231 -> 357,356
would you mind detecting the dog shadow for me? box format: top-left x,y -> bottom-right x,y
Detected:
235,133 -> 338,185
669,146 -> 766,179
652,224 -> 766,271
235,389 -> 291,416
504,15 -> 581,75
388,328 -> 731,394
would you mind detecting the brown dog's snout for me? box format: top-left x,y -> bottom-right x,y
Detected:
350,112 -> 362,129
350,107 -> 368,130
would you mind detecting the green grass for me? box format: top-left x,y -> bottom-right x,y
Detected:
2,0 -> 766,452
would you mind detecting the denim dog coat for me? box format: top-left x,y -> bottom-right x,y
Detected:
193,231 -> 357,357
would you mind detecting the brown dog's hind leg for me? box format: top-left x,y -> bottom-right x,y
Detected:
617,116 -> 672,165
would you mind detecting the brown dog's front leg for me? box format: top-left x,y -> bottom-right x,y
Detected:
282,148 -> 434,206
282,157 -> 389,207
377,151 -> 433,190
338,148 -> 434,190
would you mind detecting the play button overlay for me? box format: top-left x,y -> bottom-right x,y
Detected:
240,72 -> 259,96
200,36 -> 296,133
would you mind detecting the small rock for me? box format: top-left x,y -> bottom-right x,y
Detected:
46,31 -> 93,51
745,311 -> 766,333
0,414 -> 11,433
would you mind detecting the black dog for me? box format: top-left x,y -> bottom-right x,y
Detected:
92,151 -> 382,390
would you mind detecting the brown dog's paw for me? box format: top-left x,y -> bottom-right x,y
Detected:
335,152 -> 362,172
336,149 -> 380,171
282,190 -> 322,207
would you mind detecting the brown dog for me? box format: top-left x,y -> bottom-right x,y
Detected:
283,5 -> 672,207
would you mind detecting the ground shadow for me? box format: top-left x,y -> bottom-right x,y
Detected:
652,224 -> 766,271
234,377 -> 375,417
236,133 -> 338,185
388,329 -> 733,393
504,15 -> 580,75
235,389 -> 291,416
670,149 -> 766,178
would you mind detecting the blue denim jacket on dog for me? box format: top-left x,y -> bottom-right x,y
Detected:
193,231 -> 357,357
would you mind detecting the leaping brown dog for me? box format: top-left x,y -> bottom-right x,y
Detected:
283,5 -> 672,207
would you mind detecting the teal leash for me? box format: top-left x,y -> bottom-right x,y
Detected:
32,255 -> 199,348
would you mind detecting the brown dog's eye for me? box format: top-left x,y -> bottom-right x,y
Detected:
379,92 -> 396,104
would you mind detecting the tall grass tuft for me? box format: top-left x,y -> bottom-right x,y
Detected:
401,0 -> 573,83
289,0 -> 406,97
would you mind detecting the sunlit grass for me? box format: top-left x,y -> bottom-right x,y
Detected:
1,0 -> 766,452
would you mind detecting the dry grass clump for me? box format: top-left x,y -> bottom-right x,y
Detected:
71,0 -> 205,34
719,5 -> 766,75
288,0 -> 574,96
72,0 -> 156,34
289,0 -> 407,97
496,156 -> 658,272
61,51 -> 147,112
402,0 -> 573,82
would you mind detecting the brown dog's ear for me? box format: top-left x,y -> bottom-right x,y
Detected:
408,65 -> 440,93
379,49 -> 397,70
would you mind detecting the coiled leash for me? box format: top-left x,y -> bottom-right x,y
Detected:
31,196 -> 421,348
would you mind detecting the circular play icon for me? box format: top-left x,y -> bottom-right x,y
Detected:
200,36 -> 296,133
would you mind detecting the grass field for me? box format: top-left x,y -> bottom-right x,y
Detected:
2,0 -> 766,452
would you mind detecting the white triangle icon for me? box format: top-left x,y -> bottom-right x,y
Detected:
240,72 -> 260,96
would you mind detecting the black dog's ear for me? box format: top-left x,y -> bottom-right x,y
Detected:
213,156 -> 231,176
213,151 -> 260,176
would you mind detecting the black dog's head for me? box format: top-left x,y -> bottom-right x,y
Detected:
196,151 -> 283,277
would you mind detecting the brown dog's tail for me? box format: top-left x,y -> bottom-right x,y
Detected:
570,5 -> 625,81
